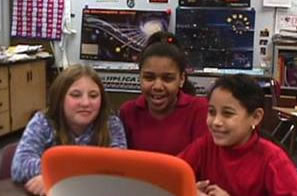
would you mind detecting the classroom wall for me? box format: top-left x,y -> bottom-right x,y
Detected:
3,0 -> 297,74
0,0 -> 10,47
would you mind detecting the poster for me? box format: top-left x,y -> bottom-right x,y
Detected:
11,0 -> 64,40
176,8 -> 255,70
80,8 -> 170,62
179,0 -> 250,7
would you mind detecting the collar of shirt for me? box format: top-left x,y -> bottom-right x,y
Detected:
219,132 -> 259,156
70,124 -> 95,144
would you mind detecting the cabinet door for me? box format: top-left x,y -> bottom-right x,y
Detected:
0,88 -> 10,135
0,66 -> 8,89
0,66 -> 10,135
10,63 -> 34,131
0,67 -> 9,114
0,89 -> 9,112
0,112 -> 10,136
29,60 -> 46,113
9,61 -> 47,131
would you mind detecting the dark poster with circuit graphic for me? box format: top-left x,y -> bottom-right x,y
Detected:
179,0 -> 250,7
80,8 -> 170,62
176,8 -> 255,70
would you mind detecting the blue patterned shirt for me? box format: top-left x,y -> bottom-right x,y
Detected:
11,112 -> 127,182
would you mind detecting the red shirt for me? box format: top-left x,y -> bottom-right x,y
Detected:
179,133 -> 297,196
119,91 -> 208,155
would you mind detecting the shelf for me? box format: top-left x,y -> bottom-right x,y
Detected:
273,44 -> 297,90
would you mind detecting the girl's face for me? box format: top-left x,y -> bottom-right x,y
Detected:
207,87 -> 262,147
64,76 -> 101,135
140,56 -> 185,118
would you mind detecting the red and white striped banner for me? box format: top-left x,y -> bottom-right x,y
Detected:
11,0 -> 64,40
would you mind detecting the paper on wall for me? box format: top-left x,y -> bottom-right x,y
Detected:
275,10 -> 297,33
263,0 -> 292,8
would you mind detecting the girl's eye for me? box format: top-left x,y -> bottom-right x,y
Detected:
208,108 -> 216,116
222,111 -> 234,117
142,74 -> 155,81
69,92 -> 81,98
89,92 -> 99,99
162,75 -> 175,83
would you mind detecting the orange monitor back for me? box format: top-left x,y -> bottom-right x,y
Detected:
42,146 -> 197,196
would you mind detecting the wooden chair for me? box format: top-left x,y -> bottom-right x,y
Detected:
0,142 -> 18,180
42,146 -> 197,196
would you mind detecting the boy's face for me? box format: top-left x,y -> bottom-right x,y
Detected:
207,87 -> 257,147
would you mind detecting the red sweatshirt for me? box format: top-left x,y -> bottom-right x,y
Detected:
120,91 -> 208,155
179,133 -> 297,196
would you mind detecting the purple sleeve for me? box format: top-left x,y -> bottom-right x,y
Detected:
108,115 -> 127,149
11,112 -> 54,183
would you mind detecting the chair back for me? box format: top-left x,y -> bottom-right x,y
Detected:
0,142 -> 18,180
269,78 -> 281,107
42,146 -> 197,196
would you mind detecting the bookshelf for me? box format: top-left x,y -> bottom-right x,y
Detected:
273,44 -> 297,90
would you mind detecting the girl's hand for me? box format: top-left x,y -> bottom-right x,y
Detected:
25,175 -> 45,196
197,180 -> 210,193
205,184 -> 230,196
197,189 -> 209,196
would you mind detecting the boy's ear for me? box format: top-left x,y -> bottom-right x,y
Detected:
252,108 -> 264,126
